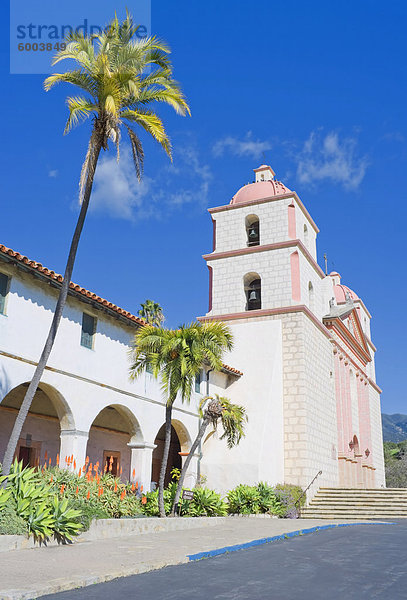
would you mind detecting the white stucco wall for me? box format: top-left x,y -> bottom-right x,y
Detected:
201,318 -> 284,493
0,264 -> 200,487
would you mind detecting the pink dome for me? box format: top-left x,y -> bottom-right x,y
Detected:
334,284 -> 359,303
230,180 -> 291,205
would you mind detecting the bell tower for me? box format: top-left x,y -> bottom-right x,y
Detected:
203,165 -> 322,320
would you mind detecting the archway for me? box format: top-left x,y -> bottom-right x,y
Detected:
0,382 -> 73,468
86,404 -> 142,480
151,424 -> 182,488
86,404 -> 142,481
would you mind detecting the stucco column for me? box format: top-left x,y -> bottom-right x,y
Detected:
59,429 -> 89,472
128,442 -> 156,492
180,453 -> 199,489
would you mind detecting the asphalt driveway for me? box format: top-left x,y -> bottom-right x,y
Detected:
42,521 -> 407,600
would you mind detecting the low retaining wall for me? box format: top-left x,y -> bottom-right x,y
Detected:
0,516 -> 225,553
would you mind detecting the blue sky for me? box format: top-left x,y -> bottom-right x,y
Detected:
1,1 -> 406,413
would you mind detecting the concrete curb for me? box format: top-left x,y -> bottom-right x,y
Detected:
0,516 -> 225,554
0,560 -> 190,600
187,522 -> 395,561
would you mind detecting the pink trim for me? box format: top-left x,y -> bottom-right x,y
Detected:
288,203 -> 296,239
366,338 -> 377,352
324,320 -> 371,365
254,165 -> 275,175
198,304 -> 332,339
208,190 -> 319,233
203,239 -> 325,278
334,352 -> 345,454
208,266 -> 213,312
368,378 -> 382,394
290,251 -> 301,302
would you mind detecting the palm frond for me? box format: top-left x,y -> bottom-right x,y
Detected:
64,96 -> 97,134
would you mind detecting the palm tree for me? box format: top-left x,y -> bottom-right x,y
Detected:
130,322 -> 233,517
1,13 -> 189,478
138,299 -> 165,326
171,394 -> 247,515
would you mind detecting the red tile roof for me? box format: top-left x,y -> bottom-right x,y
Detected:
221,363 -> 243,377
0,243 -> 243,377
0,244 -> 146,327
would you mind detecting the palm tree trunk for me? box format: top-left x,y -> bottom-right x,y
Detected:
1,126 -> 103,479
158,403 -> 173,517
171,415 -> 209,516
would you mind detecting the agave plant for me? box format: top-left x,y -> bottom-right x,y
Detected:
50,496 -> 83,543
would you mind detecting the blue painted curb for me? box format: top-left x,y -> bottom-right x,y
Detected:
187,522 -> 395,562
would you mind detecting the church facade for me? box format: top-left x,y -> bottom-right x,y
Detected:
0,164 -> 385,497
198,165 -> 384,493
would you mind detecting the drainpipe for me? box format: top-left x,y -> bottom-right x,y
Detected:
197,368 -> 213,484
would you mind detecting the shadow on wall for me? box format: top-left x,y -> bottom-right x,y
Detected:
8,271 -> 137,346
0,364 -> 11,403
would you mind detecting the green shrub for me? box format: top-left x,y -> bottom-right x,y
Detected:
139,482 -> 176,517
181,487 -> 227,517
67,497 -> 109,530
227,483 -> 285,516
0,501 -> 28,535
274,483 -> 305,518
227,484 -> 261,514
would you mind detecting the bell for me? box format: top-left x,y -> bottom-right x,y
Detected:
248,290 -> 258,301
248,228 -> 257,239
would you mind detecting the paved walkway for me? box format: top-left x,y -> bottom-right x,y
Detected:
0,518 -> 385,600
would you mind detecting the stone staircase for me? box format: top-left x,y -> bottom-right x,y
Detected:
301,487 -> 407,519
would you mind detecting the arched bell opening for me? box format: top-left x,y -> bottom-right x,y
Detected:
86,404 -> 142,480
245,215 -> 260,247
244,272 -> 261,311
0,382 -> 73,468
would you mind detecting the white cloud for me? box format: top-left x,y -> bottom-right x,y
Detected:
296,131 -> 368,190
91,144 -> 212,220
48,169 -> 58,178
212,132 -> 271,159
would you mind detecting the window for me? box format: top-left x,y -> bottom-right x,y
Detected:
103,451 -> 121,477
244,273 -> 261,311
308,281 -> 315,313
304,224 -> 309,248
195,372 -> 201,393
245,215 -> 260,247
146,363 -> 153,375
0,272 -> 10,315
81,313 -> 96,349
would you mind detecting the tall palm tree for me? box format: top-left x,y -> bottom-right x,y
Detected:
138,299 -> 165,326
171,394 -> 247,515
1,13 -> 189,478
130,322 -> 233,517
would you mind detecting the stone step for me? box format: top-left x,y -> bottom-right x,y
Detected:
312,495 -> 407,503
303,487 -> 407,519
303,512 -> 407,518
304,507 -> 407,513
319,488 -> 407,491
310,502 -> 407,507
314,492 -> 407,497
